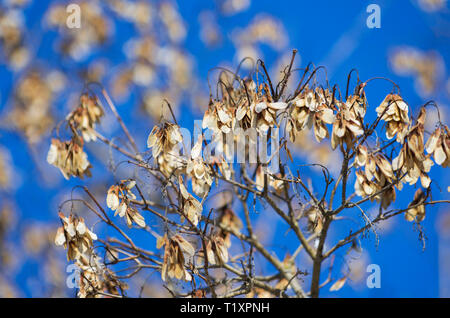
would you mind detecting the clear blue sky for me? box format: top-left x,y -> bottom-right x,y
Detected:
0,0 -> 449,297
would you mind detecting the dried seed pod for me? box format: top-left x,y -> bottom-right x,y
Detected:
405,189 -> 426,222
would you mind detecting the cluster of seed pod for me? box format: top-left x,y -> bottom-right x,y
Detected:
106,180 -> 146,228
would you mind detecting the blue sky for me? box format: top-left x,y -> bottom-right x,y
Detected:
0,0 -> 449,297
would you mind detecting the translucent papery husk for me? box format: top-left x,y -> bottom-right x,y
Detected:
187,158 -> 213,197
198,236 -> 229,266
376,94 -> 410,142
393,131 -> 434,188
47,138 -> 92,179
147,122 -> 183,159
346,94 -> 367,118
354,145 -> 368,167
405,189 -> 427,222
67,93 -> 104,143
331,106 -> 363,150
306,207 -> 323,235
313,116 -> 330,142
203,101 -> 234,135
55,213 -> 97,262
355,170 -> 379,198
161,236 -> 194,282
377,181 -> 396,209
291,105 -> 312,131
218,208 -> 242,247
425,126 -> 450,167
127,207 -> 146,228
